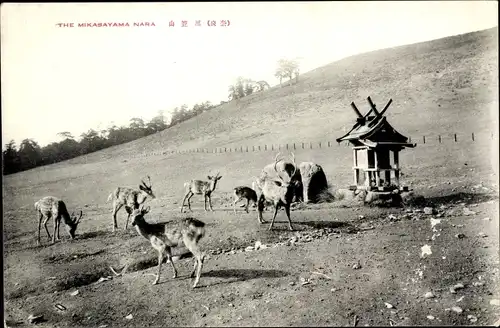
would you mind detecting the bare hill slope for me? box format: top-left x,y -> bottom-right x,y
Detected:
66,26 -> 498,164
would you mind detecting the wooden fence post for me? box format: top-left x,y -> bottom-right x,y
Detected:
454,134 -> 457,142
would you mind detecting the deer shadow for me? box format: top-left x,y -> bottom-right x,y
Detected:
201,268 -> 289,286
77,230 -> 110,240
421,192 -> 498,207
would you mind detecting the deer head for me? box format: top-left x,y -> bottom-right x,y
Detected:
207,172 -> 222,191
139,175 -> 156,199
270,152 -> 297,203
131,205 -> 151,226
67,210 -> 83,239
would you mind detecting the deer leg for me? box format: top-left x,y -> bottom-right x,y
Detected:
268,205 -> 280,231
187,193 -> 194,212
56,218 -> 61,240
52,217 -> 59,244
190,257 -> 198,278
245,199 -> 250,213
180,192 -> 190,213
37,213 -> 43,246
43,216 -> 52,242
153,248 -> 164,285
203,195 -> 208,211
183,236 -> 204,288
284,205 -> 294,231
257,194 -> 267,224
112,203 -> 123,232
124,206 -> 133,230
165,247 -> 177,279
209,196 -> 214,212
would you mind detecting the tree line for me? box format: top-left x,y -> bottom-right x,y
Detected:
3,102 -> 216,175
3,57 -> 301,175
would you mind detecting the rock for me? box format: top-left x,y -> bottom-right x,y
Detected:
427,315 -> 435,320
289,282 -> 295,286
352,261 -> 362,270
27,315 -> 44,324
456,296 -> 464,302
384,302 -> 394,309
467,315 -> 478,323
483,217 -> 491,221
228,303 -> 234,307
424,292 -> 435,299
125,314 -> 133,320
490,299 -> 500,306
478,232 -> 488,238
70,290 -> 79,296
451,306 -> 463,314
450,283 -> 465,294
455,233 -> 466,239
463,208 -> 476,216
245,246 -> 254,252
472,281 -> 484,287
254,241 -> 262,250
423,207 -> 434,215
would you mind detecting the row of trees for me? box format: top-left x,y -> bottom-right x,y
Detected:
3,57 -> 301,175
3,101 -> 216,175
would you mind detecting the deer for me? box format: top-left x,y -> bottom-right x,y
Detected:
107,176 -> 156,232
256,152 -> 298,231
131,205 -> 207,288
180,172 -> 222,213
232,186 -> 258,214
35,196 -> 84,246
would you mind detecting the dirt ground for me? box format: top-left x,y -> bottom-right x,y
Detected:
4,182 -> 500,327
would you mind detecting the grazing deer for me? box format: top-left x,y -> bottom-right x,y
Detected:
107,176 -> 155,232
180,172 -> 222,213
35,196 -> 83,246
256,152 -> 297,231
233,186 -> 258,214
131,206 -> 207,288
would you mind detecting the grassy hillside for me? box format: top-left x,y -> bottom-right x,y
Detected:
3,27 -> 498,214
61,26 -> 499,164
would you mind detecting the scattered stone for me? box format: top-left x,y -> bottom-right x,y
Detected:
27,315 -> 44,324
463,208 -> 476,216
96,276 -> 112,283
456,296 -> 464,302
467,315 -> 478,323
228,303 -> 234,307
98,325 -> 108,328
245,246 -> 254,252
70,290 -> 79,296
472,281 -> 484,287
423,207 -> 434,215
384,302 -> 394,309
455,233 -> 466,239
254,241 -> 262,250
427,315 -> 435,320
289,282 -> 295,286
125,314 -> 133,320
451,306 -> 463,314
483,217 -> 491,221
478,232 -> 488,238
450,283 -> 465,294
421,245 -> 432,258
424,292 -> 435,299
490,299 -> 500,306
358,215 -> 365,219
352,261 -> 362,270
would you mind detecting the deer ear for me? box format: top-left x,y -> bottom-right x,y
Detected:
207,176 -> 212,180
217,176 -> 222,180
144,206 -> 151,214
274,180 -> 283,187
139,185 -> 145,191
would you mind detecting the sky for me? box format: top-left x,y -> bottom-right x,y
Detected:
1,1 -> 498,148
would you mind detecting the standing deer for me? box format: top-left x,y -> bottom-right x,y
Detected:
131,205 -> 207,288
180,172 -> 222,213
256,152 -> 297,231
107,176 -> 155,232
35,196 -> 84,246
233,186 -> 258,214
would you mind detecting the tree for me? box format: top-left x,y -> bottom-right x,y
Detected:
57,131 -> 75,140
276,58 -> 300,86
2,140 -> 20,174
18,138 -> 42,170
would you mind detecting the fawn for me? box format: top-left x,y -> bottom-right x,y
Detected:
131,206 -> 207,288
233,186 -> 258,213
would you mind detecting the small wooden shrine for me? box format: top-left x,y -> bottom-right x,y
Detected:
336,96 -> 416,192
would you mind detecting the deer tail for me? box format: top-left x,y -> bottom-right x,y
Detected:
107,193 -> 113,203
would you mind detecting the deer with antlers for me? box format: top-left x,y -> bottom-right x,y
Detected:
107,176 -> 156,232
256,152 -> 298,231
131,205 -> 207,288
180,172 -> 222,213
35,196 -> 84,246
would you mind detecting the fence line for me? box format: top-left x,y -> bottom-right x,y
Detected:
132,131 -> 495,158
